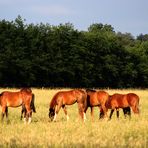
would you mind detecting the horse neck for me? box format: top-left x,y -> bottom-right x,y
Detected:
0,93 -> 3,105
50,95 -> 57,109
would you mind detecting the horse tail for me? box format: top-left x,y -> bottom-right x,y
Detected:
135,95 -> 140,114
128,93 -> 140,114
31,93 -> 36,113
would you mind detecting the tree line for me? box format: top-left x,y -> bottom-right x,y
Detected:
0,16 -> 148,88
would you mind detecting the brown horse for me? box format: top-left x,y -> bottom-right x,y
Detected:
84,89 -> 109,120
49,89 -> 87,122
104,93 -> 140,120
0,88 -> 36,123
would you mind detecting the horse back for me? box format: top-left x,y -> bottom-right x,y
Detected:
50,89 -> 87,107
97,91 -> 109,103
86,90 -> 109,106
62,89 -> 86,105
107,93 -> 139,109
0,90 -> 33,107
107,93 -> 127,108
0,91 -> 23,107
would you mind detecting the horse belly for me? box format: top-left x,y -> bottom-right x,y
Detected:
65,98 -> 76,105
6,99 -> 22,107
118,98 -> 129,108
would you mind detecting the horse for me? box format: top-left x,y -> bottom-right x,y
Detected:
49,89 -> 87,122
103,93 -> 140,120
20,93 -> 36,120
0,88 -> 36,123
84,89 -> 109,121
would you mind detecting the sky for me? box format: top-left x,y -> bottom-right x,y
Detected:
0,0 -> 148,37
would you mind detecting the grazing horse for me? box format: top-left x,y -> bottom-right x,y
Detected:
84,89 -> 109,120
20,93 -> 36,120
104,93 -> 140,120
0,88 -> 35,123
49,89 -> 87,122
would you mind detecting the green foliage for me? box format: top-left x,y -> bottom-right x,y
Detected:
0,16 -> 148,88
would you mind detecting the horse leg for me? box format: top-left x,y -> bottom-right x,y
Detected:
25,104 -> 32,124
21,104 -> 26,120
123,108 -> 127,118
53,105 -> 61,122
101,105 -> 108,119
5,107 -> 9,123
90,107 -> 94,121
116,109 -> 119,119
1,112 -> 5,122
127,107 -> 131,119
23,108 -> 27,122
123,107 -> 131,119
109,109 -> 114,120
99,107 -> 104,119
83,112 -> 86,122
20,109 -> 23,120
1,106 -> 6,122
62,105 -> 69,121
77,103 -> 84,122
83,106 -> 88,122
135,103 -> 140,114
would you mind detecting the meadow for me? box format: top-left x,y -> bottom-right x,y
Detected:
0,88 -> 148,148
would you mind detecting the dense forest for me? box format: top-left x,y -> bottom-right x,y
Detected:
0,16 -> 148,88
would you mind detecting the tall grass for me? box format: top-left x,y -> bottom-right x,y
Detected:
0,88 -> 148,147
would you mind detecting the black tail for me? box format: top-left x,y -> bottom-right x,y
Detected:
31,94 -> 36,113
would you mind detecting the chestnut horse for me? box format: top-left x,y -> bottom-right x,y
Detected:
49,89 -> 87,122
84,89 -> 109,120
104,93 -> 140,120
0,88 -> 35,123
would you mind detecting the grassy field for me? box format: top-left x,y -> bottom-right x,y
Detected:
0,88 -> 148,147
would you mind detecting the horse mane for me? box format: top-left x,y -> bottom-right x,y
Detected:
86,89 -> 96,92
20,88 -> 32,93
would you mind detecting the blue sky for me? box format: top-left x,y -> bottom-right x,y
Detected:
0,0 -> 148,37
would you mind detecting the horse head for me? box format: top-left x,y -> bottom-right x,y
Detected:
49,108 -> 55,121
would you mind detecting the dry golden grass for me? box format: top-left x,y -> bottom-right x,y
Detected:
0,88 -> 148,147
